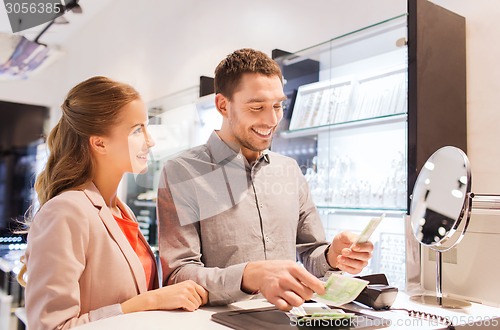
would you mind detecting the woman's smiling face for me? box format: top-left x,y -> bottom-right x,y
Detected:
104,98 -> 155,175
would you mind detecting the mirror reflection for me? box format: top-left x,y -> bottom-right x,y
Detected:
410,146 -> 471,248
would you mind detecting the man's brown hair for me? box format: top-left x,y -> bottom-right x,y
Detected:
214,48 -> 283,101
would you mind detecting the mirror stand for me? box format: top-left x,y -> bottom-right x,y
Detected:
471,194 -> 500,213
409,147 -> 500,308
411,193 -> 500,309
410,250 -> 471,308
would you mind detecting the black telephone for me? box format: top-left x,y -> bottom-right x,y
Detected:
353,273 -> 398,310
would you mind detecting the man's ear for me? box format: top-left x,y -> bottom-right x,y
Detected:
215,93 -> 229,118
89,136 -> 107,155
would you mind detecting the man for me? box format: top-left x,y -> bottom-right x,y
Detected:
157,48 -> 373,311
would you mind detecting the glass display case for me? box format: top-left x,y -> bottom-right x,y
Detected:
272,0 -> 466,289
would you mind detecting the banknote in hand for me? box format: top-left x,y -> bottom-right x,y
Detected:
313,273 -> 369,306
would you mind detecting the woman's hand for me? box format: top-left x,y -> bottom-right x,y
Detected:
153,280 -> 209,311
121,280 -> 208,313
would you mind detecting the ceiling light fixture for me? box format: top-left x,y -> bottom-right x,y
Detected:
34,0 -> 83,44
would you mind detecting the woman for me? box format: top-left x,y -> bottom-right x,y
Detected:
20,76 -> 208,329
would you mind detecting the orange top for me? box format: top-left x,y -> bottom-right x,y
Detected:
113,210 -> 156,290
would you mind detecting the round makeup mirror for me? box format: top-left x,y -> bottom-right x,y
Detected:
409,146 -> 472,308
410,146 -> 472,252
410,146 -> 500,308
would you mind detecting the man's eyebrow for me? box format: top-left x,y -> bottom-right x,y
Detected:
245,98 -> 265,103
245,96 -> 288,103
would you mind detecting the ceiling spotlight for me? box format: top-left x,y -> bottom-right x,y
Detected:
66,0 -> 83,14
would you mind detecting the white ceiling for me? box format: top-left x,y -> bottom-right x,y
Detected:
0,0 -> 113,46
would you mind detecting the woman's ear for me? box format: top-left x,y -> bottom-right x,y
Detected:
89,136 -> 107,155
215,93 -> 228,118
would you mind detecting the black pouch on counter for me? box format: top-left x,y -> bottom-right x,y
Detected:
211,306 -> 389,330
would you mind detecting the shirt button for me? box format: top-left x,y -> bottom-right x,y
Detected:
265,236 -> 270,242
237,155 -> 242,159
259,203 -> 263,208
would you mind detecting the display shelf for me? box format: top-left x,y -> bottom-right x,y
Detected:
133,200 -> 156,208
279,113 -> 407,139
316,205 -> 406,213
289,67 -> 407,130
316,206 -> 406,216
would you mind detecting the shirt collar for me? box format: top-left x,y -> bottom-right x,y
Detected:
261,149 -> 270,163
207,131 -> 238,164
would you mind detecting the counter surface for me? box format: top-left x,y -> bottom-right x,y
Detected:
73,299 -> 273,330
72,292 -> 500,330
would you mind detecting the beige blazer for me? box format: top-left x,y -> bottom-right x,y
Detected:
24,183 -> 159,330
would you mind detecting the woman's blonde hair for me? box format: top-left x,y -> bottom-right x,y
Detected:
18,76 -> 140,285
36,76 -> 140,206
